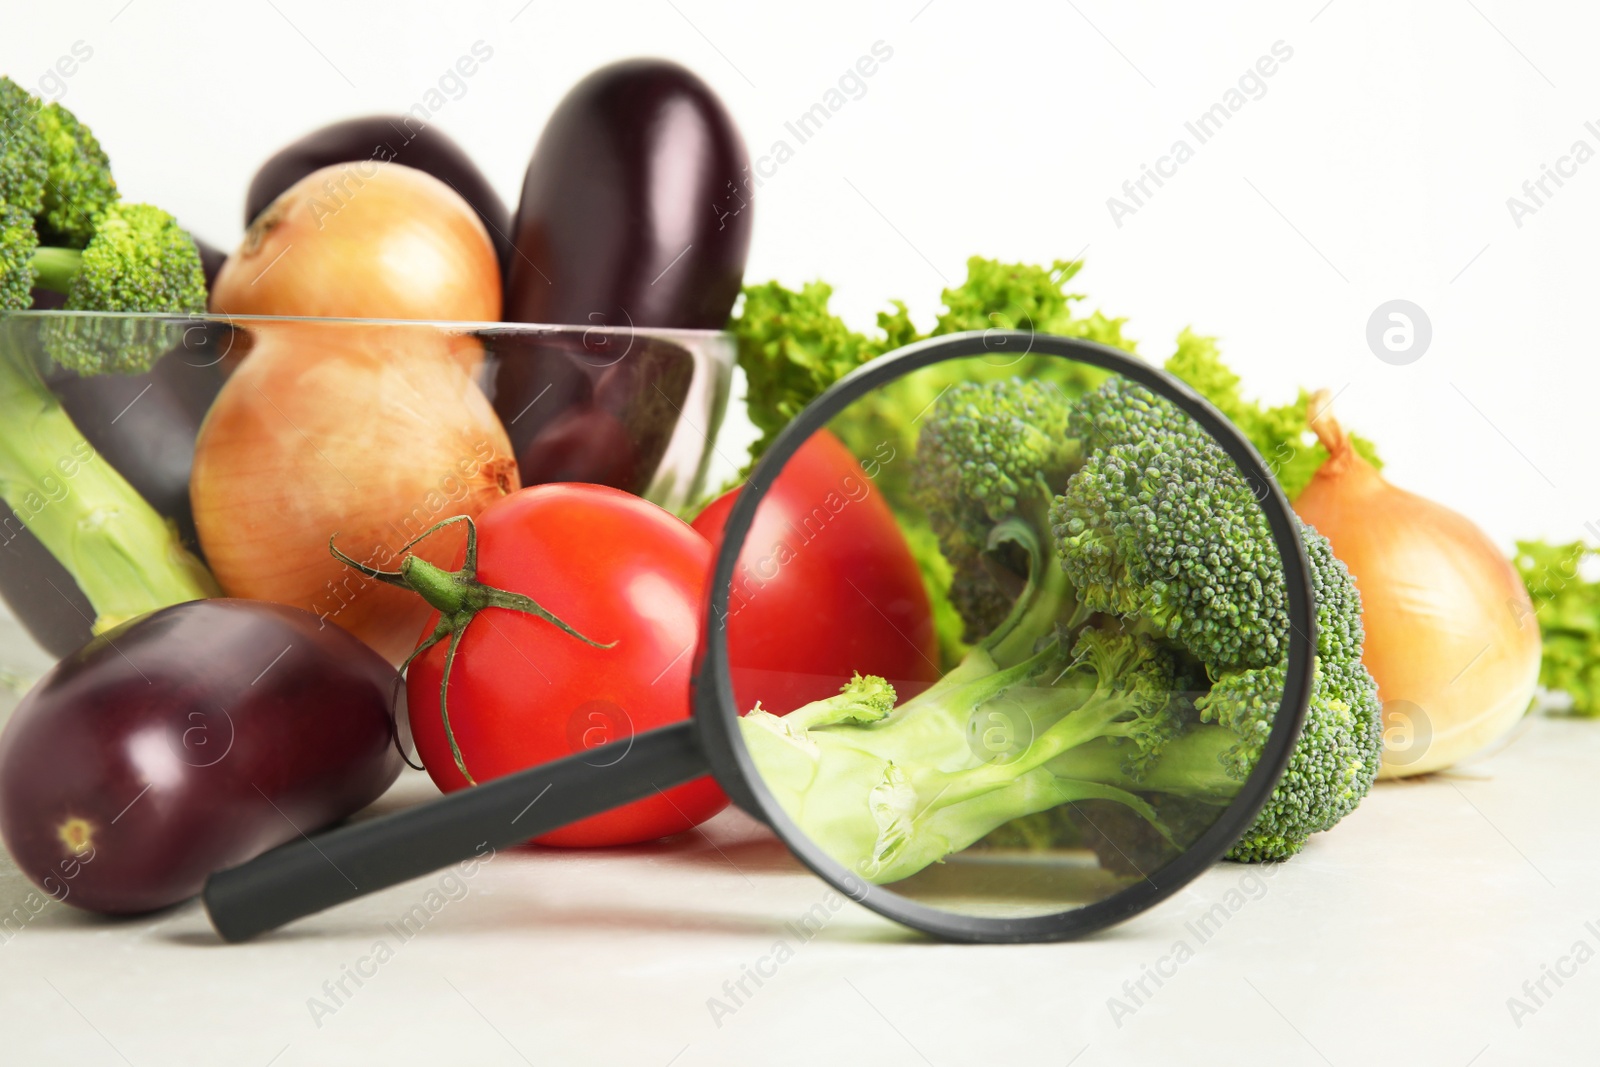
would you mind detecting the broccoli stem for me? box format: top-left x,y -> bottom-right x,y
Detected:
868,771 -> 1168,885
0,324 -> 217,632
27,246 -> 80,294
1043,730 -> 1242,800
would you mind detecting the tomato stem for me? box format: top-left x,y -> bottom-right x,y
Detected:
330,515 -> 617,787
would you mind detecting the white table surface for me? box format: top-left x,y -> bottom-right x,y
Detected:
0,602 -> 1591,1067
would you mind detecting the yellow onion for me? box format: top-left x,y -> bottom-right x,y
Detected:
190,322 -> 519,663
210,161 -> 501,325
1294,391 -> 1541,777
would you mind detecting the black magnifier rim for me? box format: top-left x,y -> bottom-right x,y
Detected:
691,329 -> 1316,944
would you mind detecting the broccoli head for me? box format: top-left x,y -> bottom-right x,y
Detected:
910,378 -> 1079,640
740,370 -> 1381,888
1222,523 -> 1381,861
60,201 -> 205,314
36,101 -> 118,248
0,76 -> 47,215
0,200 -> 37,311
36,202 -> 206,375
0,78 -> 218,634
1054,376 -> 1288,672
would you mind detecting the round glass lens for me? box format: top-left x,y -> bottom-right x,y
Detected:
717,345 -> 1304,923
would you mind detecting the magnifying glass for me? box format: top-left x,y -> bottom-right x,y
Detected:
203,330 -> 1314,943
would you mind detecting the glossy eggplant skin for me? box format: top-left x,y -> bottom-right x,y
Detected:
0,600 -> 403,915
244,116 -> 512,270
0,506 -> 94,656
482,332 -> 695,496
504,59 -> 752,329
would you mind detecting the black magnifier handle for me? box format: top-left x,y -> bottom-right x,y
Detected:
203,720 -> 708,942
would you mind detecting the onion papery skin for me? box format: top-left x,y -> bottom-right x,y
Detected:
190,322 -> 519,663
1294,413 -> 1541,778
210,162 -> 501,324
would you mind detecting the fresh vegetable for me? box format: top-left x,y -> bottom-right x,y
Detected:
0,498 -> 96,656
210,162 -> 500,323
739,375 -> 1381,880
1516,541 -> 1600,716
50,342 -> 224,551
34,98 -> 118,246
732,257 -> 1137,472
485,332 -> 698,497
0,599 -> 402,914
505,58 -> 752,329
189,321 -> 518,663
1295,393 -> 1540,777
340,486 -> 726,847
692,430 -> 940,714
1163,331 -> 1383,499
0,348 -> 228,656
0,78 -> 217,635
731,257 -> 1137,662
245,116 -> 513,271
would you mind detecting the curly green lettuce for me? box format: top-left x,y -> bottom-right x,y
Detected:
1163,330 -> 1383,499
1516,540 -> 1600,716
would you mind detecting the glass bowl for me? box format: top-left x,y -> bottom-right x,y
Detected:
0,311 -> 734,673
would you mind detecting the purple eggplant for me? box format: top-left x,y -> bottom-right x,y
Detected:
482,332 -> 695,495
504,58 -> 753,329
0,600 -> 402,914
0,509 -> 94,656
244,115 -> 512,270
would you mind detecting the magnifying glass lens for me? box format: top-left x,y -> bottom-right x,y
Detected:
719,348 -> 1296,921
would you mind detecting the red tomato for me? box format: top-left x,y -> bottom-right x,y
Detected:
407,484 -> 725,847
692,430 -> 940,715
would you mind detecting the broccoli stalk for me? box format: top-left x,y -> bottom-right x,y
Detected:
739,375 -> 1382,884
1,77 -> 217,632
0,325 -> 217,626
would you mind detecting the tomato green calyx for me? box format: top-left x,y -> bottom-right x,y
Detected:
329,515 -> 616,786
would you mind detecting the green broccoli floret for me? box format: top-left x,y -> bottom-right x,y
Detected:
0,77 -> 47,215
0,78 -> 216,631
910,378 -> 1079,640
1055,376 -> 1288,672
6,85 -> 205,359
34,201 -> 206,374
1192,524 -> 1382,859
740,373 -> 1381,885
729,257 -> 1135,665
35,101 -> 117,247
0,200 -> 37,311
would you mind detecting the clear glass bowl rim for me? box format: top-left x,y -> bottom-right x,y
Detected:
3,309 -> 733,343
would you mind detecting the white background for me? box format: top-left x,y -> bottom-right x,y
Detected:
5,4 -> 1598,1065
7,0 -> 1594,549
